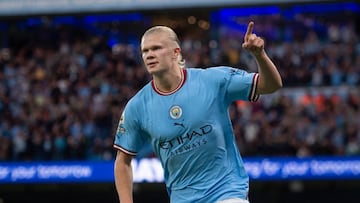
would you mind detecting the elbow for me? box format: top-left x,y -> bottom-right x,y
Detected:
259,80 -> 282,94
268,86 -> 281,94
270,75 -> 283,92
256,75 -> 283,94
270,80 -> 283,93
276,79 -> 283,90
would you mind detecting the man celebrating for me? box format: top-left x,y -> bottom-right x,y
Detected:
113,21 -> 282,203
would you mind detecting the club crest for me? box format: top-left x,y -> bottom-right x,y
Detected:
170,105 -> 182,119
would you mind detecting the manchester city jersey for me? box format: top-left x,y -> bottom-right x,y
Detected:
114,66 -> 259,203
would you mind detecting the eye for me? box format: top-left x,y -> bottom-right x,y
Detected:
152,46 -> 161,51
142,48 -> 148,54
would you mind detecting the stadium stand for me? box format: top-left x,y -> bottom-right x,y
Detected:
0,3 -> 359,163
1,2 -> 359,203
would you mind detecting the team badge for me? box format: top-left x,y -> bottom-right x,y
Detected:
119,111 -> 125,124
117,111 -> 126,134
230,68 -> 241,75
170,105 -> 182,119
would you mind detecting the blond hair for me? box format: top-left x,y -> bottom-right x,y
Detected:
142,26 -> 185,67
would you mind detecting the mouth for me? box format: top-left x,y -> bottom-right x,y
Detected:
147,61 -> 158,68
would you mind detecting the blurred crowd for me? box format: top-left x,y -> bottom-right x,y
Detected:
0,10 -> 359,162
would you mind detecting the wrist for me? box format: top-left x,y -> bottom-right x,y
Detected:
253,49 -> 266,59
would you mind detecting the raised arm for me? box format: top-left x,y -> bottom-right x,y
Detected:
242,21 -> 282,94
114,150 -> 134,203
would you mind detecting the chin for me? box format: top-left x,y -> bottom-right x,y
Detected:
147,67 -> 163,75
146,68 -> 156,74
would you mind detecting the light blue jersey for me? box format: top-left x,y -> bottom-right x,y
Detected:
114,66 -> 259,203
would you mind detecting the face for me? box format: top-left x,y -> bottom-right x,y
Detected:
141,31 -> 179,75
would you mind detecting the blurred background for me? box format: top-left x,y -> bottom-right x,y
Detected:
0,0 -> 359,202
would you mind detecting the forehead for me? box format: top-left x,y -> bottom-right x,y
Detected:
141,31 -> 171,47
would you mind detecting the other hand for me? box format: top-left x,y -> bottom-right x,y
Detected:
242,21 -> 265,56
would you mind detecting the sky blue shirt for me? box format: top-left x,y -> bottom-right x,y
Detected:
114,66 -> 259,203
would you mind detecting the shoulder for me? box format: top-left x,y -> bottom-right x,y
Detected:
188,66 -> 245,75
124,82 -> 152,113
187,66 -> 242,81
207,66 -> 249,75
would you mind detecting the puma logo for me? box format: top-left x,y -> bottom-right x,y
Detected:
174,122 -> 185,128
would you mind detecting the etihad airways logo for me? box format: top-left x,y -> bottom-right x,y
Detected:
159,124 -> 213,150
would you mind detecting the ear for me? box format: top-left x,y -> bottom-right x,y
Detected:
173,47 -> 181,59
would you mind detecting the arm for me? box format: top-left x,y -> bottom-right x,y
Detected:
242,21 -> 283,94
114,150 -> 134,203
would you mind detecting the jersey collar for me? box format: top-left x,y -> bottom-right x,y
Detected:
151,68 -> 187,96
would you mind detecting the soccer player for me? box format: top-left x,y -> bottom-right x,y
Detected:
113,21 -> 282,203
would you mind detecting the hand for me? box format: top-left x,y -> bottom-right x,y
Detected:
242,21 -> 265,56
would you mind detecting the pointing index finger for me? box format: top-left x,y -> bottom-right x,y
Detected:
244,21 -> 254,41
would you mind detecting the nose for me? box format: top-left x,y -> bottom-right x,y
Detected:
146,54 -> 155,60
143,51 -> 155,60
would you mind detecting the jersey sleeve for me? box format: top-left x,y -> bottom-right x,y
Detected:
113,101 -> 147,156
207,66 -> 260,103
225,67 -> 260,102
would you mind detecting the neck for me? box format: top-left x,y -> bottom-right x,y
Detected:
153,67 -> 183,94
